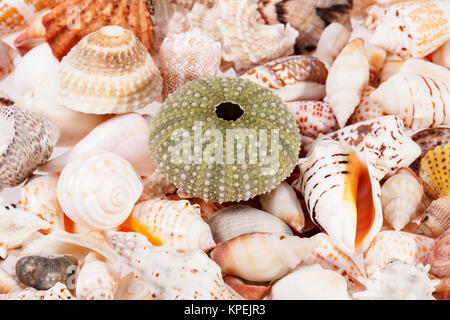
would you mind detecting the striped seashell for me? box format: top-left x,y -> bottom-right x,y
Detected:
207,205 -> 293,243
210,232 -> 319,282
370,0 -> 450,59
159,29 -> 222,100
432,39 -> 450,69
59,26 -> 162,114
423,229 -> 450,278
419,144 -> 450,200
138,170 -> 176,202
313,22 -> 351,67
326,38 -> 370,128
106,231 -> 241,300
240,55 -> 328,102
57,151 -> 143,231
410,127 -> 450,173
286,101 -> 339,139
418,197 -> 450,238
120,199 -> 215,252
364,230 -> 434,270
348,86 -> 384,124
399,59 -> 450,84
0,40 -> 16,81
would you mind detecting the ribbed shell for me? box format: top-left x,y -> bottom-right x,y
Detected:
418,197 -> 450,238
59,26 -> 162,114
410,127 -> 450,173
419,144 -> 450,200
57,151 -> 143,231
0,107 -> 59,188
423,229 -> 450,278
348,86 -> 384,124
149,77 -> 301,203
42,0 -> 155,61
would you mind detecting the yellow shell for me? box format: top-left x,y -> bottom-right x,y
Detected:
419,144 -> 450,200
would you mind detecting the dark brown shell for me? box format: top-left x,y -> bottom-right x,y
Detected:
423,229 -> 450,278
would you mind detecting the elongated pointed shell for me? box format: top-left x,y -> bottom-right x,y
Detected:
59,26 -> 162,114
57,151 -> 143,231
210,232 -> 319,282
121,199 -> 215,252
418,197 -> 450,238
0,107 -> 59,188
370,0 -> 450,59
419,144 -> 450,200
313,22 -> 351,67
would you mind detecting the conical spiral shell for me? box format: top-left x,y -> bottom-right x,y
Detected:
59,26 -> 162,114
419,144 -> 450,200
57,151 -> 143,231
418,197 -> 450,238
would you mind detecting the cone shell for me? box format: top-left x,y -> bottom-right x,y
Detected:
57,151 -> 143,231
120,199 -> 216,252
207,205 -> 293,243
418,197 -> 450,238
286,101 -> 339,139
0,106 -> 59,188
138,170 -> 176,202
432,39 -> 450,69
0,40 -> 16,81
348,86 -> 384,124
419,144 -> 450,199
313,22 -> 351,67
240,55 -> 328,102
59,26 -> 162,114
423,229 -> 450,278
326,38 -> 370,128
370,0 -> 450,59
223,276 -> 271,300
210,232 -> 319,282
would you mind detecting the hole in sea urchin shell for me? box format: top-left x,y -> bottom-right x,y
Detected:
215,102 -> 244,121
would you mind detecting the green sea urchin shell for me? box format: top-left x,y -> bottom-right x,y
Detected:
149,77 -> 301,203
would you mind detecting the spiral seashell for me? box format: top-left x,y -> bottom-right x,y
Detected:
59,26 -> 162,114
114,272 -> 153,300
419,144 -> 450,200
423,229 -> 450,278
139,170 -> 176,202
57,151 -> 143,231
210,232 -> 319,282
313,22 -> 351,67
326,38 -> 370,128
121,199 -> 215,252
432,39 -> 450,69
223,276 -> 271,300
240,55 -> 328,102
0,106 -> 59,188
348,86 -> 384,124
418,197 -> 450,238
399,58 -> 450,84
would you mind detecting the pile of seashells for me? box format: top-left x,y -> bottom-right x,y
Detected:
0,0 -> 448,300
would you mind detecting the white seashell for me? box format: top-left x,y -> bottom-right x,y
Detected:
186,2 -> 222,43
207,205 -> 293,243
210,232 -> 319,282
399,59 -> 450,84
259,182 -> 305,233
313,22 -> 351,67
8,282 -> 75,300
57,151 -> 143,231
371,72 -> 450,130
76,252 -> 117,300
370,0 -> 450,59
106,231 -> 241,300
114,272 -> 153,300
40,113 -> 156,176
20,175 -> 64,233
139,170 -> 176,202
0,40 -> 17,81
326,38 -> 370,128
348,86 -> 384,124
432,39 -> 450,69
0,267 -> 21,294
379,54 -> 404,83
19,77 -> 112,147
365,44 -> 386,86
270,264 -> 350,300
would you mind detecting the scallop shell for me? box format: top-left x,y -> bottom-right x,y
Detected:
59,26 -> 162,114
423,229 -> 449,278
20,175 -> 65,233
138,170 -> 176,202
286,101 -> 339,139
210,232 -> 319,282
42,0 -> 155,61
270,264 -> 350,300
326,38 -> 370,128
0,40 -> 16,81
57,151 -> 143,231
259,182 -> 305,233
399,58 -> 450,84
40,113 -> 157,176
348,86 -> 384,124
364,230 -> 434,270
106,231 -> 241,300
216,0 -> 298,72
8,282 -> 75,300
419,144 -> 450,199
120,199 -> 215,252
0,106 -> 59,188
159,28 -> 222,100
313,22 -> 351,67
432,39 -> 450,69
240,55 -> 328,102
418,197 -> 450,238
207,205 -> 293,243
223,276 -> 271,300
370,0 -> 450,59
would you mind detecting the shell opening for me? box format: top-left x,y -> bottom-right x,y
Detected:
215,102 -> 244,121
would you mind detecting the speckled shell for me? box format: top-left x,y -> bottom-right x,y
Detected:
42,0 -> 155,61
418,197 -> 450,238
423,229 -> 449,278
210,232 -> 319,282
20,175 -> 65,233
57,151 -> 143,231
370,0 -> 450,59
207,205 -> 293,243
8,282 -> 75,300
0,107 -> 59,188
59,26 -> 162,114
106,231 -> 241,300
326,38 -> 370,128
313,22 -> 351,67
0,40 -> 16,81
217,0 -> 298,72
159,28 -> 222,100
348,86 -> 384,124
399,58 -> 450,84
432,39 -> 450,69
114,272 -> 153,300
419,144 -> 450,200
138,170 -> 176,202
364,230 -> 433,270
121,199 -> 215,252
240,55 -> 328,102
41,113 -> 157,176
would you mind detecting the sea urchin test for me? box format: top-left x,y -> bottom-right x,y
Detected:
149,77 -> 301,203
